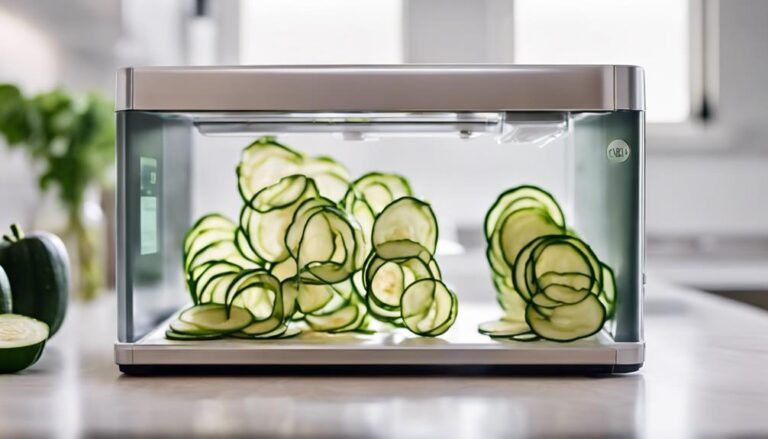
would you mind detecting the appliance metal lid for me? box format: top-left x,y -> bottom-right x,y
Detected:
116,65 -> 644,112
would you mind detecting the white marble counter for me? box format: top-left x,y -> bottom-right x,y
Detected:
1,277 -> 767,438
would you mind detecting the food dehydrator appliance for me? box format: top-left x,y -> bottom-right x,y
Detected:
115,65 -> 645,374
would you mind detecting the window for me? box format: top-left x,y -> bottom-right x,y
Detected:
235,0 -> 704,124
513,0 -> 691,123
239,0 -> 403,65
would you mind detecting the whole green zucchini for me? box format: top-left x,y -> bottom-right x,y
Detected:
0,265 -> 11,314
0,224 -> 69,336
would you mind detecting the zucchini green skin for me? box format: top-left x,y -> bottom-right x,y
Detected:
0,265 -> 12,314
0,339 -> 46,373
0,231 -> 70,337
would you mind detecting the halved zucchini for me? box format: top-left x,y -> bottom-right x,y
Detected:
0,314 -> 48,374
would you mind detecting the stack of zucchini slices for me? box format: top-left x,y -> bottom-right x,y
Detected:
359,196 -> 458,336
167,137 -> 458,340
480,186 -> 616,342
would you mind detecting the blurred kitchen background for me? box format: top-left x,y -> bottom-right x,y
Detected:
1,0 -> 767,308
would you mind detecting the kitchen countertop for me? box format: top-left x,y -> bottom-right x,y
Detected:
1,278 -> 767,438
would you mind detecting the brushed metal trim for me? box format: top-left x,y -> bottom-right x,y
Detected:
116,68 -> 132,111
115,343 -> 134,364
115,65 -> 645,112
614,66 -> 646,111
114,342 -> 644,366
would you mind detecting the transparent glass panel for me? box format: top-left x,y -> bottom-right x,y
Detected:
117,110 -> 642,343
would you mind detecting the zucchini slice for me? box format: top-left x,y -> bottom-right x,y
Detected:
493,279 -> 527,321
184,214 -> 235,256
165,329 -> 223,341
241,175 -> 319,263
366,292 -> 403,322
343,172 -> 413,215
400,279 -> 457,336
372,197 -> 438,258
498,208 -> 563,269
367,255 -> 436,310
237,137 -> 351,204
303,156 -> 350,202
169,318 -> 218,335
0,314 -> 48,374
226,270 -> 283,319
289,204 -> 365,284
184,214 -> 257,272
599,264 -> 617,318
530,235 -> 602,295
369,261 -> 405,308
478,319 -> 531,337
541,284 -> 591,304
179,304 -> 253,334
305,302 -> 360,332
484,185 -> 565,237
284,278 -> 336,314
525,294 -> 606,342
270,257 -> 297,282
237,137 -> 304,204
191,261 -> 242,305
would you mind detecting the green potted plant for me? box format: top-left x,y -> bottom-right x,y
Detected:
0,84 -> 114,300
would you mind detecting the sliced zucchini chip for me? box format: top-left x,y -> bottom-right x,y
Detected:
184,214 -> 235,257
372,197 -> 438,258
270,257 -> 297,282
367,254 -> 436,310
230,324 -> 288,339
525,294 -> 606,342
165,330 -> 223,341
530,235 -> 602,295
225,270 -> 292,336
191,261 -> 242,305
491,274 -> 526,317
240,175 -> 319,263
284,278 -> 336,314
512,235 -> 551,300
478,319 -> 531,337
343,172 -> 413,216
237,137 -> 304,204
179,304 -> 253,334
400,279 -> 457,336
288,203 -> 365,284
169,319 -> 218,336
303,156 -> 350,202
367,292 -> 403,323
599,264 -> 617,318
198,270 -> 240,305
497,208 -> 563,270
237,136 -> 351,204
484,185 -> 565,237
305,302 -> 360,332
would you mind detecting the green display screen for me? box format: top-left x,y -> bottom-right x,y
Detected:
140,157 -> 158,255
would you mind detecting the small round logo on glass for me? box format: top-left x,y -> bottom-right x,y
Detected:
607,139 -> 630,163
